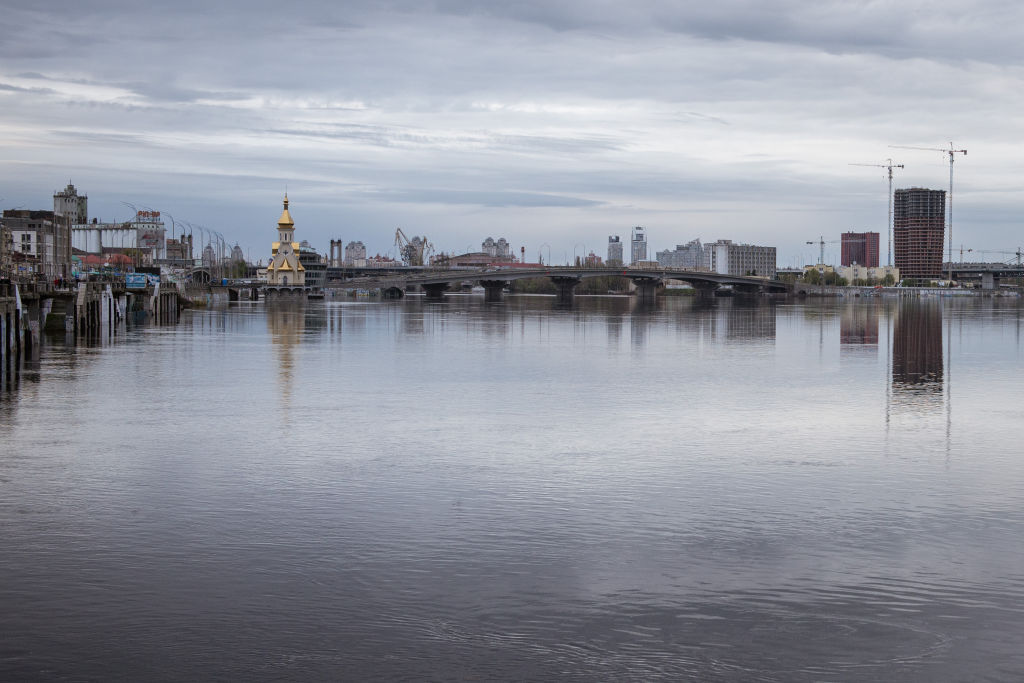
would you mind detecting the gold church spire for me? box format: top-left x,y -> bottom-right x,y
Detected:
278,194 -> 294,227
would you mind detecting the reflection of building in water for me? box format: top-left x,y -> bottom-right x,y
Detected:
840,304 -> 879,345
267,304 -> 306,415
707,301 -> 776,342
892,301 -> 943,391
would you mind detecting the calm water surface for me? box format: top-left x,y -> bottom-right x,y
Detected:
2,295 -> 1023,681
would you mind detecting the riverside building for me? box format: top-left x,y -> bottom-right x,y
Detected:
656,239 -> 705,269
894,188 -> 945,279
266,195 -> 305,286
841,231 -> 880,267
705,240 -> 777,279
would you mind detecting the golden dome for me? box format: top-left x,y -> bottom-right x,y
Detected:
277,194 -> 294,227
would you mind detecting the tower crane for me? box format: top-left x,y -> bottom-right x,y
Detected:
890,142 -> 967,282
806,234 -> 867,268
849,158 -> 903,267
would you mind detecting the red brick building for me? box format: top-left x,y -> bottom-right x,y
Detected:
841,231 -> 879,267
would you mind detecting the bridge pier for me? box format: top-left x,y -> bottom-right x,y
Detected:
982,272 -> 996,290
733,283 -> 762,297
422,282 -> 450,300
630,277 -> 660,303
480,280 -> 508,302
550,276 -> 580,303
690,280 -> 719,299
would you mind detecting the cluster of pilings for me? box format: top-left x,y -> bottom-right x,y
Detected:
2,279 -> 182,383
2,280 -> 23,374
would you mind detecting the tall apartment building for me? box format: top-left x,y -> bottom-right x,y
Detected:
893,188 -> 945,279
607,235 -> 623,265
630,226 -> 647,265
344,240 -> 367,264
841,231 -> 879,267
482,237 -> 511,259
656,239 -> 704,269
705,239 -> 776,278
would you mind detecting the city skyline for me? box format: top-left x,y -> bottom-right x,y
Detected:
2,2 -> 1023,265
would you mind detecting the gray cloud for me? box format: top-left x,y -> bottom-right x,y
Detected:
1,0 -> 1021,261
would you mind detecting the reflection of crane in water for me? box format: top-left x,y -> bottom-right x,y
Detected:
394,228 -> 433,266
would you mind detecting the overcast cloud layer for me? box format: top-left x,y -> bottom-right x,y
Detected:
2,1 -> 1023,265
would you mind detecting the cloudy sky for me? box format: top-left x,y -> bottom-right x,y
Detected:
2,0 -> 1022,266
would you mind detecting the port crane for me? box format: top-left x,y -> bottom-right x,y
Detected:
890,142 -> 967,282
394,228 -> 433,266
849,158 -> 903,266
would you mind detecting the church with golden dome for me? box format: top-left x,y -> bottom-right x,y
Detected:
266,195 -> 305,286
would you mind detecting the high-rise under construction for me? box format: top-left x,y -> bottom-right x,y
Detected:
893,188 -> 945,280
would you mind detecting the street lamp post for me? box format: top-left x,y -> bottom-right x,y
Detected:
574,243 -> 586,266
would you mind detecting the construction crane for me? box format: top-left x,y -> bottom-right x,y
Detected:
849,158 -> 903,267
394,228 -> 433,266
890,142 -> 967,282
806,234 -> 867,267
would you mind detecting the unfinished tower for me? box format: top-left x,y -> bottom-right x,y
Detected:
893,188 -> 945,280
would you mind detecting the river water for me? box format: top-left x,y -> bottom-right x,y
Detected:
2,294 -> 1023,681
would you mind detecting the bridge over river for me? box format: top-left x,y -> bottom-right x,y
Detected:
320,266 -> 790,302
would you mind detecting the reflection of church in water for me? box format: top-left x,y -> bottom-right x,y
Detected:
267,305 -> 306,416
892,301 -> 943,392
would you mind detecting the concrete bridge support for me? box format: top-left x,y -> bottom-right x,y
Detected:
733,283 -> 762,297
550,276 -> 581,303
690,280 -> 719,299
630,278 -> 660,303
422,282 -> 450,300
480,280 -> 509,302
982,272 -> 996,290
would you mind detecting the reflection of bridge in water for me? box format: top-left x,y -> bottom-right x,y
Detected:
321,267 -> 790,303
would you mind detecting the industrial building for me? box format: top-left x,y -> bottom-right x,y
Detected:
841,231 -> 880,267
894,188 -> 945,279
